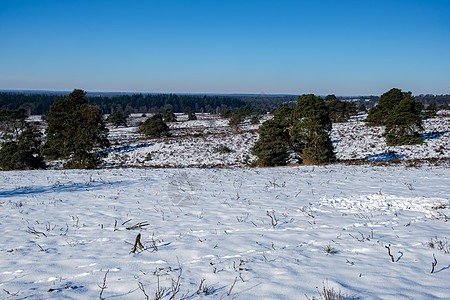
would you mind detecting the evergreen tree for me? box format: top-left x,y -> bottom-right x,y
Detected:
252,96 -> 335,166
292,94 -> 336,164
366,88 -> 423,146
423,103 -> 438,118
0,127 -> 46,170
324,95 -> 356,123
384,96 -> 423,145
366,88 -> 406,126
42,89 -> 109,168
183,107 -> 197,120
163,108 -> 177,122
107,111 -> 129,127
138,114 -> 170,138
251,104 -> 292,166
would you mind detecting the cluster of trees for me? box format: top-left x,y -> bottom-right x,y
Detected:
0,92 -> 252,115
366,88 -> 423,146
324,95 -> 358,122
0,87 -> 443,170
0,93 -> 62,115
1,90 -> 109,170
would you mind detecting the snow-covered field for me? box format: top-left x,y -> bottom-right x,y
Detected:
1,165 -> 450,299
1,111 -> 449,299
100,111 -> 449,168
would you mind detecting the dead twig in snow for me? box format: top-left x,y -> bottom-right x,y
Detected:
26,226 -> 47,237
3,289 -> 20,297
131,233 -> 145,254
137,281 -> 149,300
122,219 -> 132,225
385,245 -> 395,262
126,222 -> 150,230
169,267 -> 182,300
431,254 -> 438,273
98,269 -> 109,299
266,210 -> 278,227
227,277 -> 238,296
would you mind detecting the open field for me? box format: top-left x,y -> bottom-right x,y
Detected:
1,165 -> 450,299
100,111 -> 450,168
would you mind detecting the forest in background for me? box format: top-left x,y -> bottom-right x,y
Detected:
0,92 -> 293,115
1,90 -> 447,116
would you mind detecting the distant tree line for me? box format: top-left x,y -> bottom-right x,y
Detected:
414,94 -> 450,106
0,92 -> 292,116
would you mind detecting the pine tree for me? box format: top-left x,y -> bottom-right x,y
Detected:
138,114 -> 170,138
384,96 -> 423,145
251,104 -> 292,166
107,111 -> 129,127
251,95 -> 336,166
292,94 -> 336,164
163,109 -> 177,122
366,88 -> 423,146
0,127 -> 45,170
42,89 -> 109,168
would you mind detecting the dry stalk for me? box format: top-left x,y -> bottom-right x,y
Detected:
266,210 -> 278,227
3,289 -> 19,297
227,277 -> 238,296
385,245 -> 395,262
169,267 -> 182,300
98,269 -> 109,299
126,222 -> 150,230
196,279 -> 206,295
431,254 -> 438,273
137,281 -> 149,300
26,226 -> 47,237
131,233 -> 145,254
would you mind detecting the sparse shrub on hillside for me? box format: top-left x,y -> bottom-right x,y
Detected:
213,145 -> 233,154
138,114 -> 170,138
306,283 -> 359,300
183,107 -> 197,120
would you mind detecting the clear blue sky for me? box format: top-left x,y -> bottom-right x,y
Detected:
1,0 -> 449,96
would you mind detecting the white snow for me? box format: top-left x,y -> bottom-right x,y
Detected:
1,111 -> 449,298
1,165 -> 449,299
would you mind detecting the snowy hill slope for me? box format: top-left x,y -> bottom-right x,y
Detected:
100,111 -> 449,168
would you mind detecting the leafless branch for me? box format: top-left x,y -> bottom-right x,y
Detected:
431,254 -> 438,273
126,222 -> 150,230
385,245 -> 395,262
130,233 -> 145,254
98,269 -> 109,299
137,281 -> 149,300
